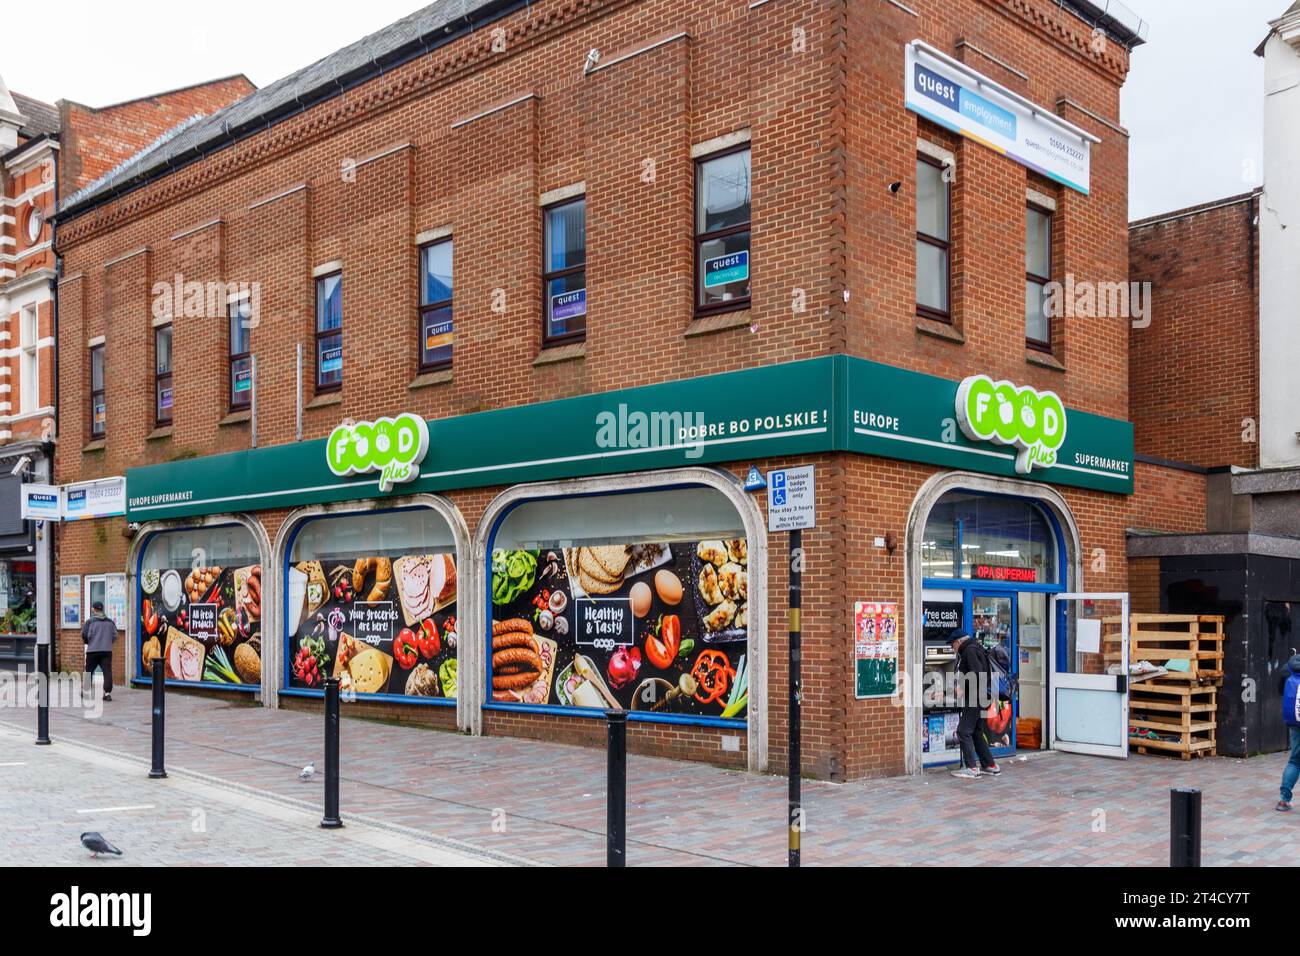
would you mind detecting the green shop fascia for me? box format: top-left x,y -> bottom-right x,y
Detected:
125,355 -> 1132,725
128,356 -> 1132,520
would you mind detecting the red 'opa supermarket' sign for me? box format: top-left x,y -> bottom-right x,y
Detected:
972,565 -> 1038,584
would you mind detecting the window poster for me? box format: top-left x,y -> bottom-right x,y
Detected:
489,539 -> 750,722
104,574 -> 128,631
854,601 -> 900,699
286,554 -> 459,700
60,576 -> 82,629
139,565 -> 262,686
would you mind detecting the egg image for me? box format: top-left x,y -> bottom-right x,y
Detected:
655,570 -> 683,606
630,582 -> 653,618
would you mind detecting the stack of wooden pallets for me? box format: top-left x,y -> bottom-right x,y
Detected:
1102,614 -> 1225,760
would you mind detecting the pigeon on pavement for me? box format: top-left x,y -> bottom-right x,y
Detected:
80,832 -> 123,858
299,762 -> 316,781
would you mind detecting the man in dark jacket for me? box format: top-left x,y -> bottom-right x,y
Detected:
949,630 -> 1000,779
1277,654 -> 1300,812
81,601 -> 118,702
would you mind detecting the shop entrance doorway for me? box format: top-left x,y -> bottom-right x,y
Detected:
1049,592 -> 1130,759
916,487 -> 1066,768
971,592 -> 1017,759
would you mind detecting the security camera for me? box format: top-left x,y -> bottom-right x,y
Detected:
10,455 -> 31,477
583,48 -> 601,74
888,181 -> 903,194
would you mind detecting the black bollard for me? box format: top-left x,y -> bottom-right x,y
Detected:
606,710 -> 627,867
1170,787 -> 1202,867
148,659 -> 167,779
34,645 -> 50,746
320,678 -> 343,829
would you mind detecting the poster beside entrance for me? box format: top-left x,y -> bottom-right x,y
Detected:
854,601 -> 899,699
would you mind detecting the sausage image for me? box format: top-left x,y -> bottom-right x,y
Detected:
492,647 -> 542,673
492,670 -> 541,691
491,632 -> 537,652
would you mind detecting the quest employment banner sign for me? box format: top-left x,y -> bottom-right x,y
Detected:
904,41 -> 1093,195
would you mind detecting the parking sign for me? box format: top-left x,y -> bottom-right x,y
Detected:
767,465 -> 815,532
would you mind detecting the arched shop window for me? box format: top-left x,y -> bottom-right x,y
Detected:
286,508 -> 458,704
490,486 -> 752,726
137,525 -> 262,688
921,492 -> 1058,585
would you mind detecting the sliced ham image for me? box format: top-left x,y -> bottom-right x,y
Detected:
396,554 -> 457,625
167,634 -> 205,682
432,553 -> 456,604
400,556 -> 435,622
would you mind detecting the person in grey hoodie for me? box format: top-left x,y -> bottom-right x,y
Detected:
81,601 -> 118,702
1277,653 -> 1300,812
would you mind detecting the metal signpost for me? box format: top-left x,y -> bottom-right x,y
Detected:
767,465 -> 816,867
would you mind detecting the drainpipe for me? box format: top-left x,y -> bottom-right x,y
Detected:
47,141 -> 61,670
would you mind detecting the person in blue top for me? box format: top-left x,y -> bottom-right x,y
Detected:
1277,653 -> 1300,812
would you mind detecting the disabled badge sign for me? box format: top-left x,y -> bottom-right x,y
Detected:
327,413 -> 430,492
956,375 -> 1067,475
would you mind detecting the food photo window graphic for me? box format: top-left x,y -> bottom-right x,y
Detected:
490,538 -> 750,722
286,509 -> 458,702
138,527 -> 263,688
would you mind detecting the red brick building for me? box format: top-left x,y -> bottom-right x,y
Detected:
52,0 -> 1193,780
0,71 -> 252,669
1128,186 -> 1300,757
1129,191 -> 1261,473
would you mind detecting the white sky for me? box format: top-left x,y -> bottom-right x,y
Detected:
1122,0 -> 1279,220
0,0 -> 1284,222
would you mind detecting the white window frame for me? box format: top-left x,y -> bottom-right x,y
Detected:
20,305 -> 38,414
83,574 -> 125,633
84,575 -> 107,627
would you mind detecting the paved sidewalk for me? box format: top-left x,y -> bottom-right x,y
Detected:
2,687 -> 1296,866
0,724 -> 505,866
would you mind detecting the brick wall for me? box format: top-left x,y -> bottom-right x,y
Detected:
1128,557 -> 1160,615
52,0 -> 1154,779
1129,193 -> 1260,469
59,76 -> 255,193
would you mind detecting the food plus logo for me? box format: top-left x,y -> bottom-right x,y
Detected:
956,375 -> 1067,475
327,414 -> 430,492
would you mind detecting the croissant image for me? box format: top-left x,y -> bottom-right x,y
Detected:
353,557 -> 393,603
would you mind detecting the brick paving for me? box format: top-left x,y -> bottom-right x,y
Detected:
0,724 -> 500,867
2,687 -> 1296,866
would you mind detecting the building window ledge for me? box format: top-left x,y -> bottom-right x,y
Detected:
409,369 -> 454,390
915,316 -> 965,344
533,342 -> 586,367
146,426 -> 174,442
685,310 -> 752,339
1026,349 -> 1065,372
306,392 -> 343,410
218,410 -> 252,427
82,439 -> 106,454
